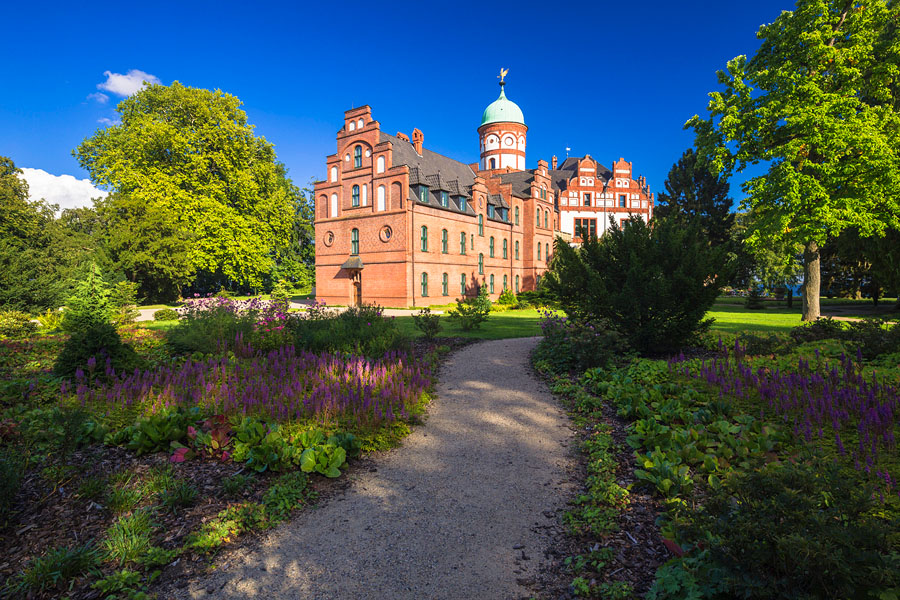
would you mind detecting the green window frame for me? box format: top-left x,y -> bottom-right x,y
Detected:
460,231 -> 466,254
544,210 -> 548,229
353,145 -> 362,168
515,240 -> 519,260
502,238 -> 508,259
460,273 -> 466,295
421,225 -> 428,252
478,253 -> 484,274
441,229 -> 448,253
537,244 -> 541,260
459,196 -> 467,212
478,214 -> 483,236
489,274 -> 495,294
441,191 -> 448,207
489,236 -> 495,257
515,275 -> 519,294
442,273 -> 448,296
352,185 -> 360,207
351,228 -> 359,255
503,274 -> 508,290
536,208 -> 540,228
421,272 -> 428,297
546,242 -> 550,261
515,206 -> 519,226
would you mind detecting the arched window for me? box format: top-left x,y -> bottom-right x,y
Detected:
490,157 -> 496,169
503,274 -> 508,290
441,229 -> 448,253
460,232 -> 466,255
351,228 -> 359,255
478,214 -> 483,236
349,121 -> 356,131
489,236 -> 495,257
357,118 -> 364,129
352,185 -> 360,207
546,243 -> 550,261
537,244 -> 541,260
515,206 -> 519,226
421,272 -> 428,297
353,145 -> 362,168
376,156 -> 385,173
478,253 -> 484,274
460,273 -> 467,295
502,238 -> 508,259
536,208 -> 541,227
489,274 -> 495,294
515,241 -> 519,260
515,275 -> 520,293
377,185 -> 385,211
544,210 -> 548,228
420,226 -> 428,252
362,184 -> 368,206
330,166 -> 337,182
442,273 -> 448,296
330,193 -> 338,218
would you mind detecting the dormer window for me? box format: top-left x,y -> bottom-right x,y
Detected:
420,187 -> 430,203
459,196 -> 467,212
353,145 -> 362,168
441,191 -> 449,207
487,205 -> 495,219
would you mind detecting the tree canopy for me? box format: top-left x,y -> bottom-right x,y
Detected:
75,82 -> 295,299
688,0 -> 900,320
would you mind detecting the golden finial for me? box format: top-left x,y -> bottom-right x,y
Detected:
498,68 -> 509,85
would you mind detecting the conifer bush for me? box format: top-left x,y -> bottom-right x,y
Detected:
448,284 -> 491,331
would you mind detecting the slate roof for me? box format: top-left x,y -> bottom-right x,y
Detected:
549,156 -> 612,194
498,170 -> 534,199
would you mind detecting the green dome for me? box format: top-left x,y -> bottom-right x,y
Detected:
480,86 -> 525,126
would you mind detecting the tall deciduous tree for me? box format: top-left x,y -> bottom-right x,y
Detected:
655,148 -> 735,248
75,82 -> 294,298
688,0 -> 900,321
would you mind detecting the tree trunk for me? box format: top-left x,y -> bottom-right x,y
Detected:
802,240 -> 821,321
786,288 -> 793,309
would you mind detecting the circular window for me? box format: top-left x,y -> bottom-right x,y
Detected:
365,149 -> 371,158
504,136 -> 514,146
323,231 -> 335,246
379,226 -> 392,242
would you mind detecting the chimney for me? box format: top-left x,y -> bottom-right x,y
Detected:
551,155 -> 558,170
396,132 -> 410,142
412,128 -> 424,155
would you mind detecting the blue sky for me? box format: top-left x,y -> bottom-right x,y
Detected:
0,0 -> 795,210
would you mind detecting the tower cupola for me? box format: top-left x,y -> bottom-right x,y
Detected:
478,69 -> 527,172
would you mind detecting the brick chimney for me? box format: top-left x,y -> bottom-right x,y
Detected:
396,132 -> 410,142
412,128 -> 424,155
551,155 -> 558,170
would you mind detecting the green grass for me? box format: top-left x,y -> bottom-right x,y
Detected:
135,319 -> 178,331
707,305 -> 803,333
393,307 -> 547,339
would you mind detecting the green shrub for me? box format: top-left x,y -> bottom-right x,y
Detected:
165,295 -> 258,355
153,308 -> 179,321
412,307 -> 442,339
0,448 -> 26,527
736,332 -> 791,356
843,318 -> 900,359
0,310 -> 37,339
293,303 -> 402,357
497,288 -> 517,305
447,284 -> 491,331
658,461 -> 900,600
36,308 -> 63,332
14,543 -> 100,595
270,279 -> 292,307
535,313 -> 630,375
60,262 -> 112,333
159,479 -> 198,511
544,217 -> 729,355
789,316 -> 845,344
53,322 -> 141,380
744,287 -> 765,309
110,280 -> 141,327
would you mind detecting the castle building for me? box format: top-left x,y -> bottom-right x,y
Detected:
313,74 -> 654,307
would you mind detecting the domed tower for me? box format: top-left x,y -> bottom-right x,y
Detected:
478,69 -> 527,171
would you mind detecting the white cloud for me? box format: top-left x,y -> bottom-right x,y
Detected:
87,92 -> 109,104
19,168 -> 107,212
97,117 -> 120,126
97,69 -> 160,96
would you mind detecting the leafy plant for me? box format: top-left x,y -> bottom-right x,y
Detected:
123,408 -> 193,455
91,569 -> 143,597
0,309 -> 38,339
107,484 -> 143,514
159,479 -> 198,511
138,546 -> 179,568
262,471 -> 310,521
54,321 -> 141,380
412,307 -> 442,339
104,510 -> 153,565
497,287 -> 517,305
744,287 -> 765,309
185,502 -> 268,553
110,280 -> 141,327
222,473 -> 254,497
60,262 -> 112,333
153,308 -> 178,321
14,543 -> 100,594
77,475 -> 108,500
789,316 -> 845,344
300,443 -> 347,478
447,284 -> 491,331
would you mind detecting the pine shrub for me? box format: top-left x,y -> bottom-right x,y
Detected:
54,322 -> 141,380
61,263 -> 111,333
448,284 -> 491,331
0,310 -> 37,339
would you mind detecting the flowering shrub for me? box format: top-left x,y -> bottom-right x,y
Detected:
293,302 -> 402,357
167,295 -> 263,355
534,310 -> 630,374
72,342 -> 431,429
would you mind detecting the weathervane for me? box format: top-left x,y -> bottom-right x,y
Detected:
498,68 -> 509,86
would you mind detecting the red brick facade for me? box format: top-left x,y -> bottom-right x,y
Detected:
314,88 -> 654,307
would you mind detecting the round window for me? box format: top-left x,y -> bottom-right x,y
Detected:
379,226 -> 392,242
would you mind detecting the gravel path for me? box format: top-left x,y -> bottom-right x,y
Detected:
180,336 -> 576,599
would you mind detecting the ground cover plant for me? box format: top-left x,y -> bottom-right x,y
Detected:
0,292 -> 438,599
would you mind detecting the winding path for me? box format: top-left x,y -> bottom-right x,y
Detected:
180,337 -> 576,600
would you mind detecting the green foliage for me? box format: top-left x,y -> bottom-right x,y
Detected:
77,475 -> 108,501
262,471 -> 310,520
165,297 -> 258,355
534,313 -> 630,375
0,448 -> 26,526
744,287 -> 765,309
75,82 -> 296,296
412,307 -> 442,339
843,318 -> 900,359
789,316 -> 846,344
0,310 -> 37,339
688,0 -> 900,320
54,321 -> 141,380
447,284 -> 491,331
656,462 -> 900,600
270,279 -> 292,306
545,217 -> 729,355
61,262 -> 112,333
159,479 -> 198,511
13,542 -> 100,595
497,287 -> 517,305
107,485 -> 143,514
36,308 -> 63,331
121,408 -> 193,455
104,510 -> 153,565
153,308 -> 178,321
734,332 -> 791,356
293,303 -> 402,357
110,280 -> 141,327
91,569 -> 143,597
185,501 -> 268,553
137,546 -> 179,568
222,473 -> 254,498
16,406 -> 102,459
299,443 -> 347,478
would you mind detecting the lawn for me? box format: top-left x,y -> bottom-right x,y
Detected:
707,305 -> 803,333
393,307 -> 546,340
